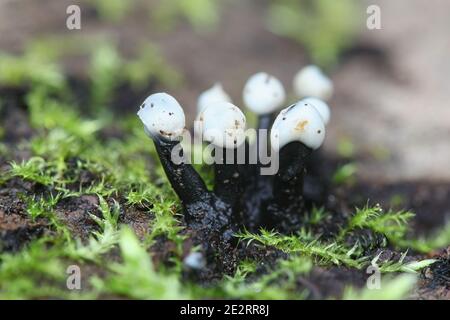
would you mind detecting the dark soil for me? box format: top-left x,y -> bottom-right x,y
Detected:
415,248 -> 450,300
0,178 -> 51,252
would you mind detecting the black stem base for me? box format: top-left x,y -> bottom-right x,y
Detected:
213,146 -> 245,207
263,142 -> 313,232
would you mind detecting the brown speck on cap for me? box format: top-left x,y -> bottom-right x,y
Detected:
295,120 -> 309,132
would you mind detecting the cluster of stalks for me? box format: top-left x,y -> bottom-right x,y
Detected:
137,65 -> 333,271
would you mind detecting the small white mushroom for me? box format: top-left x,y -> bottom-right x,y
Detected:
243,72 -> 286,115
271,101 -> 325,151
199,101 -> 246,149
293,65 -> 334,101
183,252 -> 206,270
137,92 -> 185,141
302,97 -> 330,126
197,83 -> 232,114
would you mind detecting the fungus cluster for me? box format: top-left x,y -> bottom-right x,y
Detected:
137,65 -> 333,268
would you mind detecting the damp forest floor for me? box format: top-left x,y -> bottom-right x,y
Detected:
0,72 -> 449,300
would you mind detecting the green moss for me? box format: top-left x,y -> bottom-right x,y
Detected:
332,163 -> 358,185
304,206 -> 328,225
88,44 -> 123,108
267,0 -> 361,68
151,0 -> 221,32
66,195 -> 120,262
215,255 -> 313,299
343,274 -> 418,300
124,44 -> 183,91
237,205 -> 436,278
336,138 -> 356,158
339,204 -> 415,245
86,0 -> 134,22
25,193 -> 62,221
238,228 -> 368,269
10,157 -> 55,186
91,227 -> 188,299
0,239 -> 72,299
395,221 -> 450,253
0,51 -> 65,89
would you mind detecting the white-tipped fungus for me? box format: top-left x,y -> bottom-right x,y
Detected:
197,83 -> 232,114
302,97 -> 330,125
271,101 -> 325,151
293,65 -> 334,101
137,92 -> 185,141
243,72 -> 286,115
199,101 -> 246,149
183,252 -> 206,270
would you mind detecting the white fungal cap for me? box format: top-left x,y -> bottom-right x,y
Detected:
271,100 -> 325,151
302,97 -> 330,125
183,252 -> 206,270
243,72 -> 286,115
137,92 -> 185,141
197,83 -> 232,114
293,65 -> 334,101
198,101 -> 246,149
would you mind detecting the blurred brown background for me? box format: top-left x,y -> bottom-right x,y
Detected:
1,0 -> 449,181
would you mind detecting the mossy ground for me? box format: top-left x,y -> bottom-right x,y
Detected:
0,0 -> 449,300
1,66 -> 448,299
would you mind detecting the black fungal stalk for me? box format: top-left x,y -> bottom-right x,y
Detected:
153,138 -> 209,207
261,100 -> 326,232
264,142 -> 313,232
213,145 -> 245,207
272,142 -> 312,206
239,72 -> 287,231
240,114 -> 274,231
152,130 -> 239,279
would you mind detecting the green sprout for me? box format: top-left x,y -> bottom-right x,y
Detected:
267,0 -> 361,68
151,0 -> 221,32
0,51 -> 65,90
86,0 -> 134,22
91,227 -> 188,299
343,274 -> 418,300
